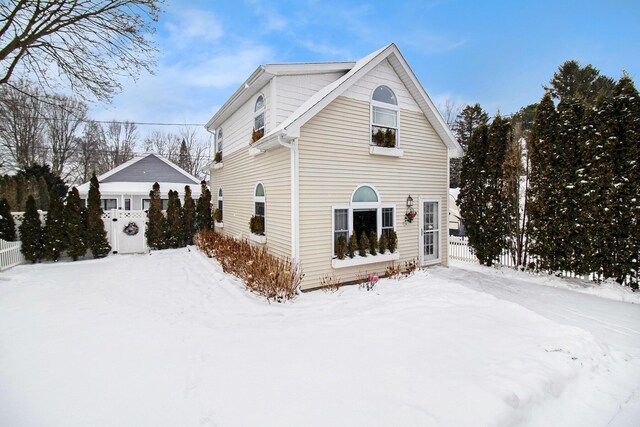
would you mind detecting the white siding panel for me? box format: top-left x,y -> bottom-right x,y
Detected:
297,96 -> 448,290
218,81 -> 272,158
342,59 -> 421,112
276,72 -> 345,125
209,145 -> 291,260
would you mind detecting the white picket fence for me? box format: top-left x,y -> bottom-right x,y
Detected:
0,238 -> 25,271
449,235 -> 518,267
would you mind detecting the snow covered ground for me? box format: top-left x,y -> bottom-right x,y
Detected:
0,249 -> 639,426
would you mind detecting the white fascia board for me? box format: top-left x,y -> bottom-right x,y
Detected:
263,62 -> 355,76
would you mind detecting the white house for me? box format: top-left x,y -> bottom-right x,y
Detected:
76,153 -> 202,211
205,43 -> 462,290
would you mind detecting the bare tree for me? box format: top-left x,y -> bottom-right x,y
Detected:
440,99 -> 462,127
102,120 -> 137,170
144,127 -> 210,177
73,120 -> 105,184
0,81 -> 46,169
46,94 -> 87,179
0,0 -> 163,102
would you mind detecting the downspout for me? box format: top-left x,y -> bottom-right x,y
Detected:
279,135 -> 300,261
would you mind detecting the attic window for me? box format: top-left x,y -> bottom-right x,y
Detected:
371,85 -> 399,148
217,128 -> 223,156
253,95 -> 265,141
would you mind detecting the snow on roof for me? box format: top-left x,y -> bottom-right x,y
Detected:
75,181 -> 203,196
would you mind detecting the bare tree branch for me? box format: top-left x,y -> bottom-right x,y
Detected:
0,0 -> 163,102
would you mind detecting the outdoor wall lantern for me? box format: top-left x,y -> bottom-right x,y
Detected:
406,195 -> 413,207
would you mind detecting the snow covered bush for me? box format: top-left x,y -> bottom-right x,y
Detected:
195,230 -> 302,302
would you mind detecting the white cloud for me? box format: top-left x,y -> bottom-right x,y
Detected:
165,9 -> 224,46
244,0 -> 287,32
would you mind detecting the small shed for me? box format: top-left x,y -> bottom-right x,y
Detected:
76,153 -> 203,210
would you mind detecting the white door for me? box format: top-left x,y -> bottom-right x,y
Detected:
110,210 -> 147,254
420,200 -> 440,264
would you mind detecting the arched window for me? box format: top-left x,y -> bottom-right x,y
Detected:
216,128 -> 223,157
217,188 -> 223,222
253,95 -> 265,141
371,85 -> 399,148
253,182 -> 265,235
332,185 -> 396,257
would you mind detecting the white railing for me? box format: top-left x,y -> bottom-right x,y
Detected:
0,238 -> 24,271
449,235 -> 478,264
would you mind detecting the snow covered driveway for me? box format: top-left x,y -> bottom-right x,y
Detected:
0,249 -> 639,426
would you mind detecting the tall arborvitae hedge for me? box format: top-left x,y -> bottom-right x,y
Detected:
183,185 -> 196,245
459,123 -> 491,264
44,188 -> 65,261
196,181 -> 212,231
0,198 -> 16,241
86,174 -> 111,258
146,182 -> 166,249
64,187 -> 87,261
19,196 -> 43,263
526,93 -> 559,271
166,190 -> 183,248
525,74 -> 640,288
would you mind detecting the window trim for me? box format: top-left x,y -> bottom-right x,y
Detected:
216,128 -> 223,157
101,198 -> 118,211
331,184 -> 397,260
217,187 -> 223,224
370,85 -> 400,148
254,94 -> 265,133
253,182 -> 266,236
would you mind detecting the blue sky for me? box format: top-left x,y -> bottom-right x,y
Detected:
92,0 -> 640,136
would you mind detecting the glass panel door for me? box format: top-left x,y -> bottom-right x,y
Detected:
422,201 -> 439,262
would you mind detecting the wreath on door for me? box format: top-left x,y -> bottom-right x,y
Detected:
123,222 -> 139,236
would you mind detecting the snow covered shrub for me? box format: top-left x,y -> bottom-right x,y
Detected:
348,234 -> 357,258
378,234 -> 388,254
195,230 -> 302,302
335,235 -> 346,260
388,230 -> 398,253
358,233 -> 369,257
213,208 -> 222,223
369,231 -> 378,256
249,215 -> 264,235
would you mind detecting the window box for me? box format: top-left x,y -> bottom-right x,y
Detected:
369,145 -> 404,157
249,233 -> 266,244
331,251 -> 399,269
214,222 -> 224,228
212,162 -> 223,170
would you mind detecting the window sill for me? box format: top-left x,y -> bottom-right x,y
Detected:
214,222 -> 223,228
332,251 -> 400,269
369,146 -> 404,157
212,162 -> 223,170
249,233 -> 266,244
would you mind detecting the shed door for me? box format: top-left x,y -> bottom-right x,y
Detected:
110,210 -> 147,254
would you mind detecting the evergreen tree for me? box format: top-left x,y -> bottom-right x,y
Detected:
178,139 -> 191,172
182,185 -> 196,245
545,60 -> 614,106
43,188 -> 66,261
166,190 -> 184,248
19,195 -> 43,262
358,233 -> 369,257
450,104 -> 489,188
369,231 -> 378,256
64,187 -> 87,261
196,181 -> 212,231
146,182 -> 166,249
527,93 -> 560,271
378,233 -> 388,254
38,176 -> 49,211
459,123 -> 491,264
388,230 -> 398,253
86,173 -> 110,258
0,198 -> 16,241
348,233 -> 357,258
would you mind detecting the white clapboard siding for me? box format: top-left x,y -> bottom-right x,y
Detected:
0,238 -> 24,271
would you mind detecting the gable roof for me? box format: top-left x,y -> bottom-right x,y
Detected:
257,44 -> 462,156
205,62 -> 355,130
76,153 -> 201,193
